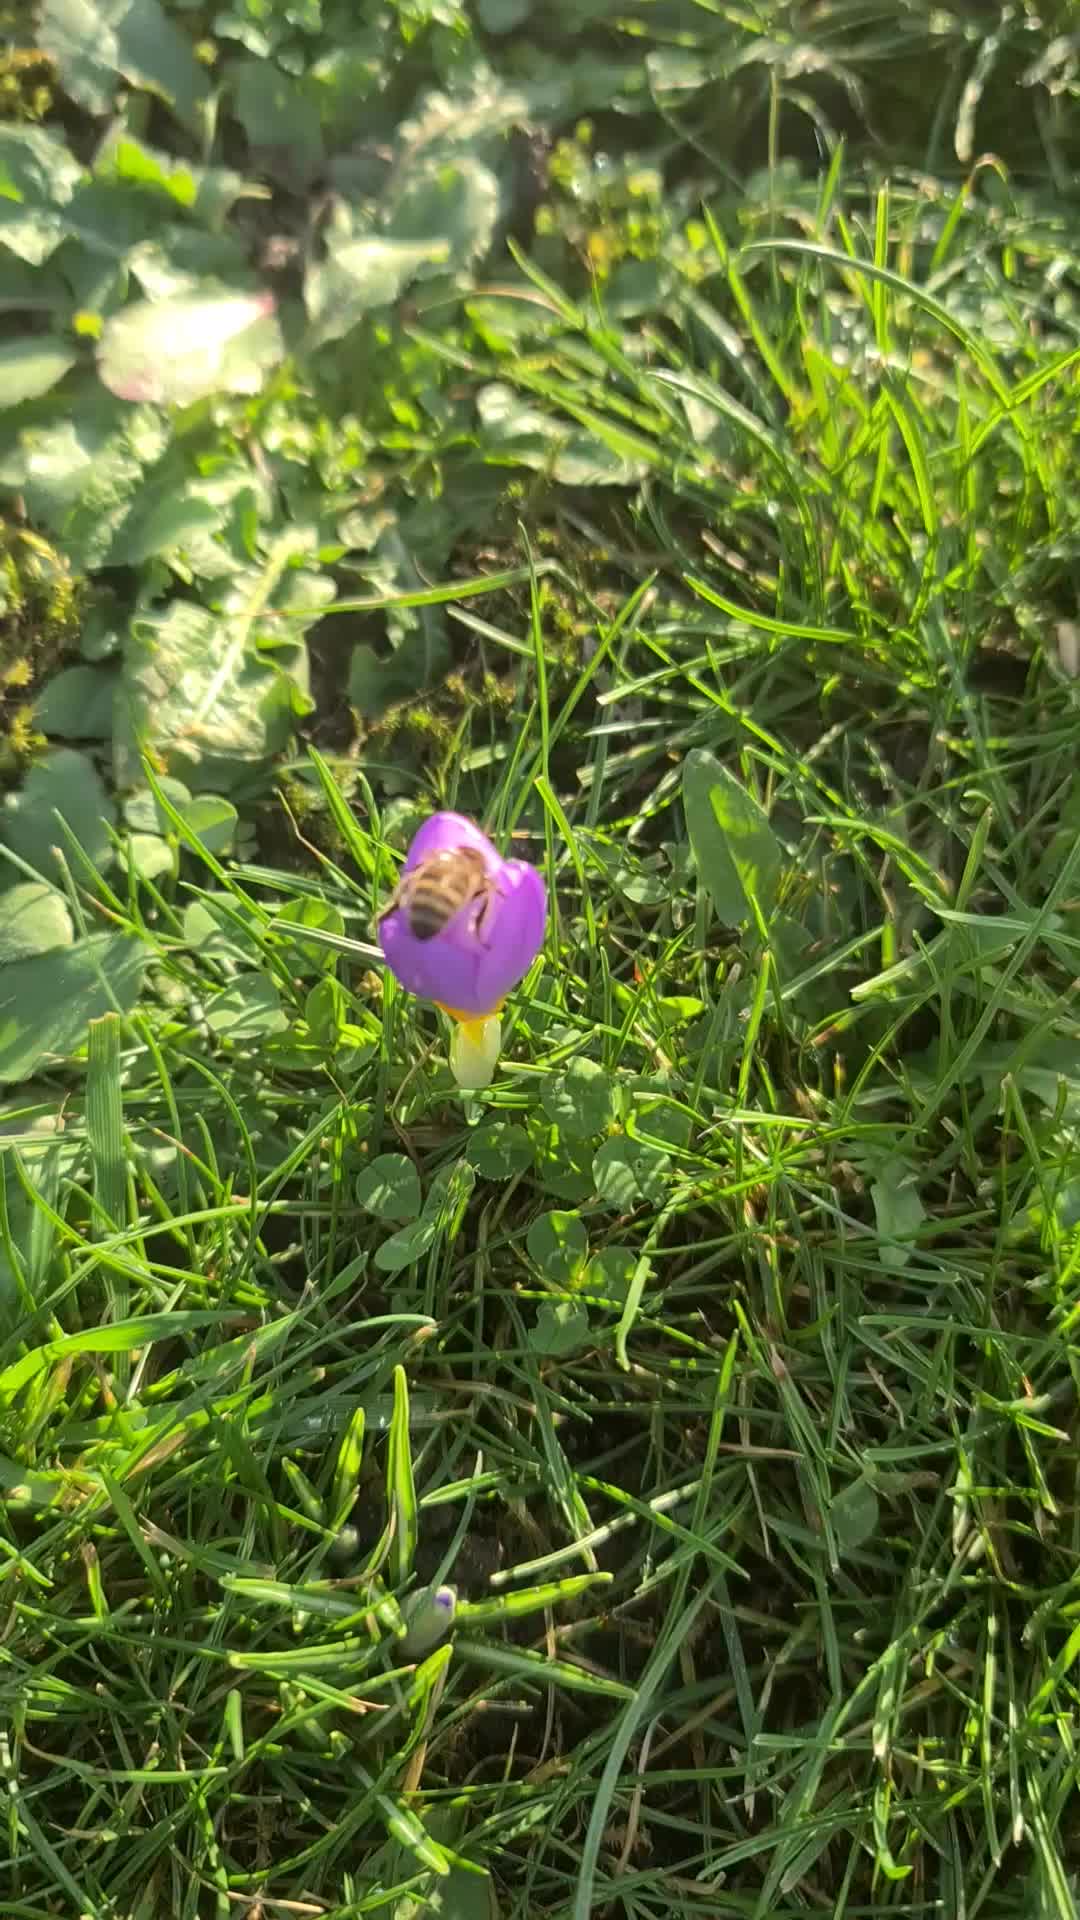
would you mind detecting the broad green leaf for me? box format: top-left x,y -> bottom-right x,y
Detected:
509,46 -> 647,119
526,1211 -> 588,1286
180,796 -> 238,857
98,291 -> 282,406
871,1158 -> 926,1271
304,976 -> 345,1048
831,1478 -> 880,1554
610,856 -> 668,908
346,516 -> 451,711
374,1219 -> 436,1274
592,1134 -> 671,1211
682,747 -> 781,927
309,42 -> 387,137
0,339 -> 77,408
0,932 -> 144,1083
0,747 -> 115,880
630,1091 -> 691,1151
117,601 -> 307,781
387,158 -> 499,278
476,383 -> 650,486
529,1104 -> 596,1203
395,80 -> 529,155
657,994 -> 706,1023
126,832 -> 174,881
38,0 -> 210,129
356,1154 -> 422,1223
349,631 -> 448,720
230,59 -> 324,187
645,47 -> 709,93
1024,1177 -> 1080,1239
0,883 -> 74,964
182,895 -> 263,964
422,1160 -> 476,1236
0,405 -> 169,573
477,0 -> 531,29
606,256 -> 674,319
540,1058 -> 616,1140
0,126 -> 83,265
35,666 -> 115,741
533,1155 -> 594,1207
529,1300 -> 591,1355
112,487 -> 227,566
0,254 -> 67,314
123,779 -> 191,835
205,975 -> 287,1039
467,1121 -> 534,1181
273,896 -> 346,972
93,131 -> 252,226
591,1137 -> 645,1212
304,232 -> 449,348
421,1865 -> 495,1920
971,1040 -> 1080,1120
581,1246 -> 636,1304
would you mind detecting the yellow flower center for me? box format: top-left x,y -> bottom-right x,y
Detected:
436,1000 -> 504,1038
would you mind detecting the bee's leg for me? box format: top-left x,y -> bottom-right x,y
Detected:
472,892 -> 499,946
377,880 -> 403,925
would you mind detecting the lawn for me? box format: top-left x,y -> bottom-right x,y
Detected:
2,1 -> 1080,1916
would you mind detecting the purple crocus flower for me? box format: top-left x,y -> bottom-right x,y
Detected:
378,811 -> 546,1019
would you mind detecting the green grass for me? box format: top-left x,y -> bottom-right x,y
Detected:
4,2 -> 1080,1917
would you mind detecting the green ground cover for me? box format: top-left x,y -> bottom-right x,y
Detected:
3,1 -> 1080,1914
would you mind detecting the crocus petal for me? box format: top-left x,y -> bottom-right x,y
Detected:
379,811 -> 546,1017
402,810 -> 497,876
471,860 -> 547,1012
449,1013 -> 501,1089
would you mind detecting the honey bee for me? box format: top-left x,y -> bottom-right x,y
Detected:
380,845 -> 500,942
